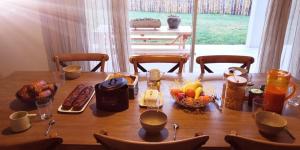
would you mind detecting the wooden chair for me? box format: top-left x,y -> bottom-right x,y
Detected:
0,137 -> 63,150
129,54 -> 189,74
225,134 -> 300,150
94,131 -> 209,150
196,55 -> 254,73
54,53 -> 109,72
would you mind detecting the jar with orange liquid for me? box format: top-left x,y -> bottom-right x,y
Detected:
263,69 -> 296,114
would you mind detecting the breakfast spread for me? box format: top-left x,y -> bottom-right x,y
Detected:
170,80 -> 212,108
16,80 -> 57,104
60,84 -> 94,112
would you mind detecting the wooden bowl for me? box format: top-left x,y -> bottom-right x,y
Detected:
63,65 -> 82,80
140,110 -> 167,134
255,111 -> 287,135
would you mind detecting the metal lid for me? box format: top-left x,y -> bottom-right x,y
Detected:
250,88 -> 263,94
99,78 -> 127,91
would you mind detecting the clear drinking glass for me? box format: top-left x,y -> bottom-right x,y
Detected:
35,97 -> 53,120
287,95 -> 300,107
252,97 -> 264,115
283,97 -> 300,118
52,71 -> 65,88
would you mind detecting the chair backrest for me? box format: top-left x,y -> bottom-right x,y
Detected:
196,55 -> 254,73
129,54 -> 189,74
0,137 -> 63,150
225,134 -> 300,150
54,53 -> 109,72
94,132 -> 209,150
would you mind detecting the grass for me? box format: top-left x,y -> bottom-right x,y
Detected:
129,11 -> 249,45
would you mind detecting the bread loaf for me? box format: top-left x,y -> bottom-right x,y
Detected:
72,86 -> 94,111
62,84 -> 86,110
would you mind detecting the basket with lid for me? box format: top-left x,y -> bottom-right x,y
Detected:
95,78 -> 129,112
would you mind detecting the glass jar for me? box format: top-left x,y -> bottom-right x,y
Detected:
224,76 -> 247,111
248,88 -> 263,106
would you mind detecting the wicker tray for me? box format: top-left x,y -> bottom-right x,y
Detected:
130,18 -> 161,29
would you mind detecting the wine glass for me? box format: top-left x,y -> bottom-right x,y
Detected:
287,95 -> 300,107
283,95 -> 300,118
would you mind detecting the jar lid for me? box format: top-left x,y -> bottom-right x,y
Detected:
224,68 -> 242,78
227,76 -> 247,85
250,88 -> 263,94
99,78 -> 127,91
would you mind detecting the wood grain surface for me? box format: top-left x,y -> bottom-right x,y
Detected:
0,71 -> 300,149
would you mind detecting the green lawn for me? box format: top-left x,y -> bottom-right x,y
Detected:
129,11 -> 249,45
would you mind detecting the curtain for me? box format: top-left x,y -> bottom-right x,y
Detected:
85,0 -> 131,72
281,0 -> 300,80
39,0 -> 89,71
257,0 -> 292,73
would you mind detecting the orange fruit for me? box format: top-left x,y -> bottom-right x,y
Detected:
185,89 -> 195,98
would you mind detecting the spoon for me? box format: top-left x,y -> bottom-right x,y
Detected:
173,123 -> 179,140
284,127 -> 296,140
45,119 -> 56,136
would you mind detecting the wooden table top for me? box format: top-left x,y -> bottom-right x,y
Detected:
1,71 -> 300,148
130,26 -> 192,35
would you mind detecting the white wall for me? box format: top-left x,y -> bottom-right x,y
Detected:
246,0 -> 269,48
0,0 -> 49,78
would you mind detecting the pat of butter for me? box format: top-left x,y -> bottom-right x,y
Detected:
144,89 -> 159,106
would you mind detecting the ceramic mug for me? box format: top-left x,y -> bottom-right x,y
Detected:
9,111 -> 37,132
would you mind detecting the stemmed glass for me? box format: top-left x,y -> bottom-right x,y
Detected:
283,95 -> 300,118
287,95 -> 300,107
247,74 -> 254,86
52,71 -> 65,88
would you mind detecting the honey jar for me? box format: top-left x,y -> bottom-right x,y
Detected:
248,88 -> 263,106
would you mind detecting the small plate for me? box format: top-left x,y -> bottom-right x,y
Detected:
139,92 -> 163,108
57,91 -> 95,113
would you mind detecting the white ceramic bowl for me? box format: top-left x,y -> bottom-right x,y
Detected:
140,110 -> 167,134
255,111 -> 287,135
63,65 -> 82,80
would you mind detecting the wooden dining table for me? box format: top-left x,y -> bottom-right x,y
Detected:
0,71 -> 300,149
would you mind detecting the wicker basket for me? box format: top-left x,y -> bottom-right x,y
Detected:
130,18 -> 161,29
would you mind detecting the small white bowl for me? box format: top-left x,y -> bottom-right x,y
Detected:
255,111 -> 287,135
63,65 -> 82,80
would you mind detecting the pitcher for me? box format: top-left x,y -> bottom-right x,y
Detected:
263,69 -> 296,114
